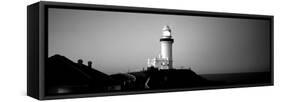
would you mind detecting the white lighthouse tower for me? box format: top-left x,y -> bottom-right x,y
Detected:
160,25 -> 174,69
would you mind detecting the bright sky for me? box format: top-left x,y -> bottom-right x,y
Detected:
48,8 -> 270,74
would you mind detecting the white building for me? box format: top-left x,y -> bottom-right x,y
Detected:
147,25 -> 174,69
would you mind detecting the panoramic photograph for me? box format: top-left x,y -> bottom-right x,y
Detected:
46,8 -> 271,96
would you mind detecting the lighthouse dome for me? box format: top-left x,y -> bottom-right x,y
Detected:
162,25 -> 171,32
162,25 -> 172,37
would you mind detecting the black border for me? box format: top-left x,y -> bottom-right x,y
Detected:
28,1 -> 274,100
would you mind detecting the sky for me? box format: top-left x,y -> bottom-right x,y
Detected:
48,8 -> 271,75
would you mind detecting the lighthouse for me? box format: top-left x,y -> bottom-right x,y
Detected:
147,25 -> 174,69
160,25 -> 174,69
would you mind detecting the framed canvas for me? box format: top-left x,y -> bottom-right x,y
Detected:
27,1 -> 274,100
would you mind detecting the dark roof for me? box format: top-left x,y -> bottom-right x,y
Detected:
46,54 -> 118,87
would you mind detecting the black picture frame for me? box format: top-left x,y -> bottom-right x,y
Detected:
27,1 -> 274,100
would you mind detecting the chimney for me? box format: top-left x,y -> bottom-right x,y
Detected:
88,61 -> 92,68
78,59 -> 83,65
